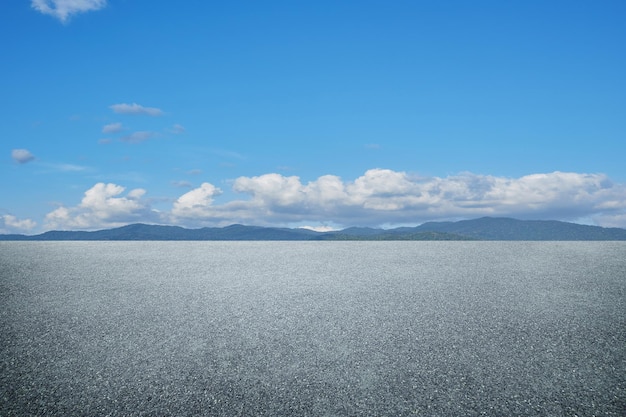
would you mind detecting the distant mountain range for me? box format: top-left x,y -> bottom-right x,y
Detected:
2,217 -> 626,241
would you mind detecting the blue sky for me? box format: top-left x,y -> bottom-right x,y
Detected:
1,0 -> 625,233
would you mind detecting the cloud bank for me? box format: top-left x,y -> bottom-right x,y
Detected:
110,103 -> 164,117
42,170 -> 626,231
31,0 -> 106,23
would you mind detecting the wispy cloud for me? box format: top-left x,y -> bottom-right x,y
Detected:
170,124 -> 185,134
211,149 -> 246,160
121,131 -> 155,143
11,149 -> 35,164
34,162 -> 90,174
50,163 -> 88,172
102,122 -> 123,134
31,0 -> 107,23
171,180 -> 193,188
110,103 -> 164,117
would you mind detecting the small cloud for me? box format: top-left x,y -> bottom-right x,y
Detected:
12,149 -> 35,164
365,143 -> 381,149
188,169 -> 202,175
121,131 -> 154,143
171,180 -> 193,188
1,214 -> 37,233
98,138 -> 112,145
172,183 -> 223,219
110,103 -> 164,117
31,0 -> 107,23
170,124 -> 185,134
102,122 -> 123,134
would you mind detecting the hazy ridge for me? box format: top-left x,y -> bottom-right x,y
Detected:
2,217 -> 626,241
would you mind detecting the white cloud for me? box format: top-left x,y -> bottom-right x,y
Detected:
44,183 -> 156,230
40,170 -> 626,231
234,174 -> 306,206
1,215 -> 37,233
171,183 -> 223,219
31,0 -> 106,23
169,169 -> 626,228
110,103 -> 164,116
102,122 -> 123,134
12,149 -> 35,164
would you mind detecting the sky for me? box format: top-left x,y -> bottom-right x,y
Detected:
1,0 -> 625,233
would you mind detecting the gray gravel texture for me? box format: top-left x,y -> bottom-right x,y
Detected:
1,241 -> 624,416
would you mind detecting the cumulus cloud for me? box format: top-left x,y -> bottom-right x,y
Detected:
44,182 -> 156,230
102,122 -> 123,134
40,170 -> 626,230
169,169 -> 626,228
11,149 -> 35,164
234,174 -> 306,207
31,0 -> 106,23
110,103 -> 164,116
1,215 -> 37,233
171,183 -> 223,219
